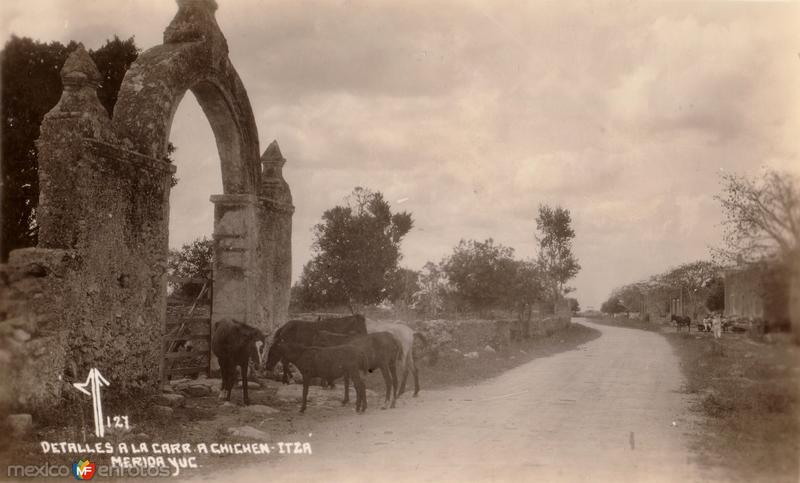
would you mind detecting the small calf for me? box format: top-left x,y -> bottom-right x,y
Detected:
211,319 -> 265,405
267,342 -> 368,413
313,330 -> 400,409
269,315 -> 368,384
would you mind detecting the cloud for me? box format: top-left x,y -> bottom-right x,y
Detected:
3,0 -> 798,309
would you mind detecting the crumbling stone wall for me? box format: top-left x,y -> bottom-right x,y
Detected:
413,319 -> 513,353
412,312 -> 572,357
0,250 -> 71,413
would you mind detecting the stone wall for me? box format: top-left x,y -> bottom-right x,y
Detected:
413,319 -> 513,353
412,311 -> 572,357
1,250 -> 71,413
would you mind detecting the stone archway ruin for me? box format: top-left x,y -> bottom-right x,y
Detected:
0,0 -> 292,412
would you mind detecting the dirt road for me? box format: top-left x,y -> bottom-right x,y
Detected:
196,320 -> 709,483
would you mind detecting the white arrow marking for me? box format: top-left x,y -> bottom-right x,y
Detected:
73,368 -> 110,437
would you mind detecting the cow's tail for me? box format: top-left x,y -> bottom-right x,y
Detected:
360,350 -> 370,374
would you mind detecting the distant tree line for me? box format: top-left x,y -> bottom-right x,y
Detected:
601,260 -> 724,318
601,168 -> 798,335
292,191 -> 581,320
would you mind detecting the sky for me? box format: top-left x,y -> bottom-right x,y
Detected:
3,0 -> 799,309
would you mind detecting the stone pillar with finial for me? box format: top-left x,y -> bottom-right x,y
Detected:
2,42 -> 175,413
256,141 -> 294,331
36,44 -> 116,248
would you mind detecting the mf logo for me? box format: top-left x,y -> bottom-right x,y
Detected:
72,459 -> 96,480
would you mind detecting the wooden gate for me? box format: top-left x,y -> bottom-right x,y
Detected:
161,276 -> 213,385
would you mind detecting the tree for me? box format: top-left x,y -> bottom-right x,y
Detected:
296,187 -> 413,312
387,267 -> 419,309
715,169 -> 800,264
566,297 -> 580,313
412,262 -> 448,318
612,282 -> 649,315
535,204 -> 581,301
1,36 -> 139,261
87,36 -> 140,117
505,259 -> 545,323
656,261 -> 720,318
600,296 -> 626,314
168,237 -> 214,298
441,238 -> 517,315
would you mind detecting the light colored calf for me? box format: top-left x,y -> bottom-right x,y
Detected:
365,319 -> 420,397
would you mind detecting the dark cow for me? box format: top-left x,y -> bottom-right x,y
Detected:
312,330 -> 401,409
671,314 -> 692,332
268,342 -> 368,413
266,315 -> 367,384
211,319 -> 266,405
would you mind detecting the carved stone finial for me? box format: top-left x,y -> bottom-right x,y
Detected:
164,0 -> 227,60
260,140 -> 292,204
39,43 -> 113,141
261,140 -> 285,172
61,44 -> 102,89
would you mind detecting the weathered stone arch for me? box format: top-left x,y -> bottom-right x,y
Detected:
112,0 -> 295,330
113,0 -> 260,195
0,0 -> 293,412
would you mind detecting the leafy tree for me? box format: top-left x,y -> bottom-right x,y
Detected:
292,259 -> 335,310
657,261 -> 720,318
296,187 -> 413,312
505,259 -> 544,322
168,237 -> 214,298
535,204 -> 580,301
412,261 -> 448,318
715,169 -> 799,264
612,282 -> 648,314
88,36 -> 140,117
1,35 -> 139,261
566,297 -> 580,313
600,296 -> 626,314
387,267 -> 419,309
441,238 -> 516,314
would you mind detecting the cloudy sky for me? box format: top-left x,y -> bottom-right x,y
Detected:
3,0 -> 799,309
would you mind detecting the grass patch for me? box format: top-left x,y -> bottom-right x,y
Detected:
589,316 -> 800,482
